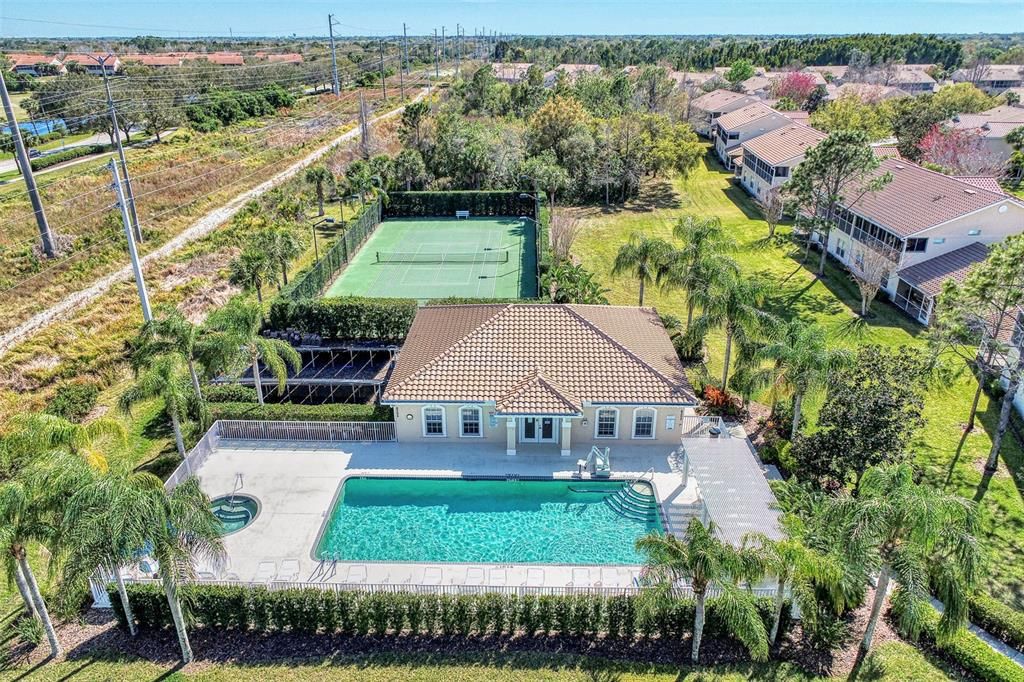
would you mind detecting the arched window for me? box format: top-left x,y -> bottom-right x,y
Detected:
422,405 -> 446,437
460,405 -> 482,438
631,407 -> 657,439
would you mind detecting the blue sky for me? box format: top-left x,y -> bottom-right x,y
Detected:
1,0 -> 1021,38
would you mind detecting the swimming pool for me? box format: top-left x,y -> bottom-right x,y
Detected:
314,477 -> 663,565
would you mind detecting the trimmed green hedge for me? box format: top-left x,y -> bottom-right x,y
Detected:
203,384 -> 259,404
30,144 -> 109,171
971,593 -> 1024,654
383,191 -> 537,219
109,583 -> 789,642
909,604 -> 1024,682
209,402 -> 393,422
268,296 -> 418,342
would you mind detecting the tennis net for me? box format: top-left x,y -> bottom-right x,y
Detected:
375,250 -> 509,264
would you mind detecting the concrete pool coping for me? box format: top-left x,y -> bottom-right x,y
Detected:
188,440 -> 699,588
307,473 -> 671,567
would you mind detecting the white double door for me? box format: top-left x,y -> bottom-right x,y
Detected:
519,417 -> 557,443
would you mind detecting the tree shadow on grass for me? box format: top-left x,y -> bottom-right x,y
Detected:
626,179 -> 682,213
721,185 -> 763,221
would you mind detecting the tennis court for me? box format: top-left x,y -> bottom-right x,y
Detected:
324,217 -> 537,299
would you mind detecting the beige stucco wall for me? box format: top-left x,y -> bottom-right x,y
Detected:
387,402 -> 696,449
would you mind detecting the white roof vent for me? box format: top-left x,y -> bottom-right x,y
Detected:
964,189 -> 976,195
894,164 -> 905,169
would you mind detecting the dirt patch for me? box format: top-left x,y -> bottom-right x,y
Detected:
178,281 -> 242,325
159,249 -> 239,291
739,401 -> 773,451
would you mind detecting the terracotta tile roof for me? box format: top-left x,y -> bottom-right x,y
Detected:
492,62 -> 532,80
741,123 -> 825,165
953,176 -> 1007,195
716,102 -> 785,131
180,51 -> 244,66
832,82 -> 909,102
383,304 -> 695,412
897,242 -> 989,297
3,53 -> 58,68
691,89 -> 756,113
123,54 -> 182,67
844,158 -> 1018,237
870,144 -> 903,160
265,53 -> 303,64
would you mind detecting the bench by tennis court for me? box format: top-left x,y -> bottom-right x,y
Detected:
324,217 -> 537,300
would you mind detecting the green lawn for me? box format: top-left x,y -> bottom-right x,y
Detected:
573,150 -> 1024,607
0,646 -> 958,681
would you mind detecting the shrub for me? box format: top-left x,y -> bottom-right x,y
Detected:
203,383 -> 259,404
383,191 -> 536,219
44,381 -> 100,422
30,144 -> 108,171
12,616 -> 43,646
970,593 -> 1024,653
108,584 -> 789,648
267,296 -> 418,343
701,385 -> 742,417
209,402 -> 393,422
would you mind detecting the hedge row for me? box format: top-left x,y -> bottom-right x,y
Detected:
908,604 -> 1024,682
30,144 -> 108,171
109,583 -> 789,642
970,593 -> 1024,654
209,402 -> 393,422
268,296 -> 418,343
383,191 -> 537,219
203,384 -> 259,404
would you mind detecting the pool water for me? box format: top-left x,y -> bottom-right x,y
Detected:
314,478 -> 663,565
210,495 -> 259,535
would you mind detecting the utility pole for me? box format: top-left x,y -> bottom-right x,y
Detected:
402,23 -> 409,75
108,160 -> 152,322
96,53 -> 143,243
0,69 -> 55,258
378,40 -> 388,101
433,29 -> 439,78
398,35 -> 406,101
455,24 -> 461,77
441,26 -> 446,65
328,13 -> 340,95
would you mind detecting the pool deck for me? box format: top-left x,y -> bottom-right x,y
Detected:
188,440 -> 715,589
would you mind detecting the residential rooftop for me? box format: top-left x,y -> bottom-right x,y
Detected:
383,304 -> 695,412
690,89 -> 755,112
897,242 -> 989,297
715,102 -> 786,131
740,123 -> 826,165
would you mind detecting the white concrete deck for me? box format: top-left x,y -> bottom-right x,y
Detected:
190,440 -> 702,588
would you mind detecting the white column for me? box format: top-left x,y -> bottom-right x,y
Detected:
560,418 -> 572,457
506,418 -> 516,456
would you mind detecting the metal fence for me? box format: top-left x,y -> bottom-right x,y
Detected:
678,415 -> 723,437
217,419 -> 396,442
165,420 -> 222,491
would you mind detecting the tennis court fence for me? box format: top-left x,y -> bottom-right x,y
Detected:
285,199 -> 383,300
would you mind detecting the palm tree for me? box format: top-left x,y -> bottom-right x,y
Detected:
690,274 -> 773,391
668,216 -> 736,329
228,248 -> 275,304
119,354 -> 191,458
636,518 -> 769,663
755,319 -> 853,437
828,464 -> 981,655
748,516 -> 843,647
0,453 -> 96,658
611,233 -> 673,306
206,299 -> 300,405
304,164 -> 334,216
257,227 -> 304,287
133,305 -> 214,403
6,412 -> 125,471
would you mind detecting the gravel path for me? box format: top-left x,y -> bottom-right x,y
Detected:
0,90 -> 427,358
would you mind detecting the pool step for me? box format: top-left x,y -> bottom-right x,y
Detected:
604,485 -> 658,522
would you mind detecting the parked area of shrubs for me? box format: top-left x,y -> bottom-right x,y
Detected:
29,144 -> 109,171
268,296 -> 419,342
110,584 -> 790,643
969,593 -> 1024,654
208,401 -> 393,422
185,85 -> 297,132
382,191 -> 538,219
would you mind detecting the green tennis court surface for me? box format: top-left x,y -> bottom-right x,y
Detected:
325,217 -> 537,299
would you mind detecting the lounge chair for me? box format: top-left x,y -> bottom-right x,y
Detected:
488,568 -> 507,587
223,572 -> 241,581
197,571 -> 216,581
525,567 -> 545,587
465,567 -> 485,585
255,562 -> 276,582
345,565 -> 367,584
571,568 -> 592,587
421,566 -> 443,585
277,559 -> 300,582
599,568 -> 618,587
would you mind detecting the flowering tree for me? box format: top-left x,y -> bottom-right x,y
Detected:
918,124 -> 1003,176
772,72 -> 818,106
